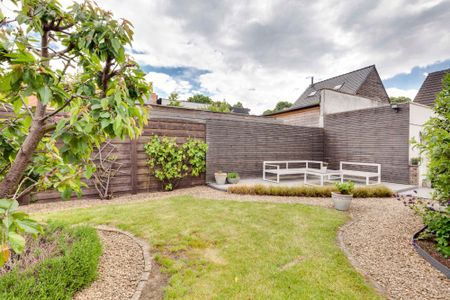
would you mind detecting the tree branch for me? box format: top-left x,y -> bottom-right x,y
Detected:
42,94 -> 88,121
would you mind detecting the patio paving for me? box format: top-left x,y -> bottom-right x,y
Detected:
208,177 -> 417,193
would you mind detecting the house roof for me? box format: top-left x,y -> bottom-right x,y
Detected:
293,65 -> 378,109
414,68 -> 450,107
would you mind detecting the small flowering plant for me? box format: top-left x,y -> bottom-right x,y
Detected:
396,193 -> 450,258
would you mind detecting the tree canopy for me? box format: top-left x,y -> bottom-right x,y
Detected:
389,96 -> 411,104
0,0 -> 150,199
187,94 -> 212,104
263,101 -> 292,115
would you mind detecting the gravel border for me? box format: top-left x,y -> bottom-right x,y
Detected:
95,226 -> 152,300
73,226 -> 152,300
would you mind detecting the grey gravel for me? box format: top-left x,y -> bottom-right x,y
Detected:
74,230 -> 143,300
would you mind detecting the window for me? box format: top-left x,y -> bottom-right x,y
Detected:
333,84 -> 343,90
308,91 -> 316,97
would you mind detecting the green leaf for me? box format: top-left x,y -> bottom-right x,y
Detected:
38,85 -> 52,105
15,219 -> 42,236
8,232 -> 25,254
84,164 -> 96,179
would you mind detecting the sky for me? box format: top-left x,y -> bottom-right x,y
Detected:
4,0 -> 450,114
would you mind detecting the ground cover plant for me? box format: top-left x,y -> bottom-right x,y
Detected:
0,223 -> 101,299
39,196 -> 381,299
228,184 -> 393,198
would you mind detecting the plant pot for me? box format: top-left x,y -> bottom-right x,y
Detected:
227,177 -> 240,184
214,173 -> 227,185
332,192 -> 353,211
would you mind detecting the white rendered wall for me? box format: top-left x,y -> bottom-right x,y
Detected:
409,102 -> 433,186
319,90 -> 386,127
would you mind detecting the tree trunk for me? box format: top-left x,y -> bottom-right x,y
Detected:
0,29 -> 49,198
0,118 -> 45,198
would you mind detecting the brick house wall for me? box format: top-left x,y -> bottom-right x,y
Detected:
356,68 -> 390,103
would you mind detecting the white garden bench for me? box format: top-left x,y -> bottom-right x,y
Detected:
263,160 -> 324,183
339,161 -> 381,185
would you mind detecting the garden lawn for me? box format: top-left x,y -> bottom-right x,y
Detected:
36,196 -> 381,299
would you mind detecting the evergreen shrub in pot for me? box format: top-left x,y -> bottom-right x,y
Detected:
332,181 -> 355,211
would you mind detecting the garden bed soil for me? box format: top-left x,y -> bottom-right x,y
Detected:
0,231 -> 62,276
416,239 -> 450,269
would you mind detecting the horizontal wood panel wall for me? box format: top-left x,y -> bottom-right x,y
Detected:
206,119 -> 324,181
323,104 -> 410,184
34,118 -> 206,202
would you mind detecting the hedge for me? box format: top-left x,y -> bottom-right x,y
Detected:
228,184 -> 393,198
0,224 -> 102,300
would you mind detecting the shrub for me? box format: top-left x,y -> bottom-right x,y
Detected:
335,181 -> 355,195
410,73 -> 450,257
0,223 -> 102,299
228,184 -> 393,198
144,136 -> 208,191
227,172 -> 239,179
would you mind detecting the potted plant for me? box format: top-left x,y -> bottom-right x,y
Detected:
214,171 -> 227,185
410,157 -> 421,166
321,162 -> 329,172
227,172 -> 240,184
332,181 -> 355,211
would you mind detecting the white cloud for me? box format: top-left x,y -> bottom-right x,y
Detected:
386,87 -> 418,100
145,72 -> 194,100
6,0 -> 448,114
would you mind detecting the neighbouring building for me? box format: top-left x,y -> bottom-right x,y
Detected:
414,68 -> 450,107
265,65 -> 390,127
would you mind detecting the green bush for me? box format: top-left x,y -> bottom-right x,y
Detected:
144,136 -> 208,191
411,73 -> 450,257
228,184 -> 393,198
0,223 -> 102,299
413,73 -> 450,203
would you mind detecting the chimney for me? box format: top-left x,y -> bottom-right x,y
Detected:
310,76 -> 314,86
150,93 -> 158,104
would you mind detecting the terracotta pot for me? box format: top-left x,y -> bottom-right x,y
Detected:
214,173 -> 227,185
332,192 -> 353,211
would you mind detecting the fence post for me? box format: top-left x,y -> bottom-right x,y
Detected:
130,138 -> 138,194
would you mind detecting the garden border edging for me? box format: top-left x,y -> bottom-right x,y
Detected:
412,226 -> 450,279
96,225 -> 152,300
336,215 -> 388,298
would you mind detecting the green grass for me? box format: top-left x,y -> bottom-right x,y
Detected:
228,184 -> 393,198
0,223 -> 101,300
37,196 -> 381,299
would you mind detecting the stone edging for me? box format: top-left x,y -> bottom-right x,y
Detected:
336,215 -> 388,298
412,226 -> 450,279
96,225 -> 152,300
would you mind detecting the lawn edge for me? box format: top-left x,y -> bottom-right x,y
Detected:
337,217 -> 388,299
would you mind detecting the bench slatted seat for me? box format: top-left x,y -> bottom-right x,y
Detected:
263,161 -> 323,183
339,162 -> 381,185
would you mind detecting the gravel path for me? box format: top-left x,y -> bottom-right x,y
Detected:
74,230 -> 144,300
23,186 -> 450,299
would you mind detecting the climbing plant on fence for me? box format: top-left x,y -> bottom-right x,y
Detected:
144,136 -> 208,191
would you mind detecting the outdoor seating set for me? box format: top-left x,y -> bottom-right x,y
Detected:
263,160 -> 381,186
